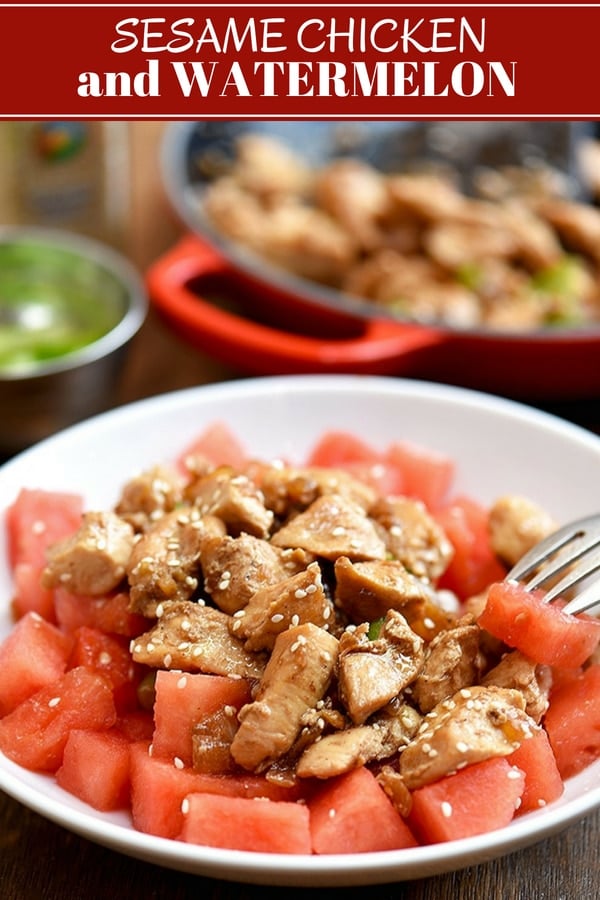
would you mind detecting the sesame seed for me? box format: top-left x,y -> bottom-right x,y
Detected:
271,613 -> 284,623
48,697 -> 61,708
332,526 -> 346,536
441,801 -> 453,818
328,808 -> 336,819
156,603 -> 165,617
167,558 -> 181,568
233,609 -> 246,618
537,799 -> 547,807
323,606 -> 331,620
99,652 -> 112,666
177,676 -> 188,689
223,705 -> 236,717
460,689 -> 472,699
173,757 -> 184,770
231,619 -> 242,632
507,767 -> 523,780
423,617 -> 436,630
185,576 -> 198,588
146,643 -> 155,653
164,653 -> 173,668
181,797 -> 190,814
294,589 -> 307,599
59,573 -> 72,583
31,520 -> 46,534
305,584 -> 317,594
456,741 -> 469,753
218,579 -> 231,591
291,614 -> 300,627
178,641 -> 190,651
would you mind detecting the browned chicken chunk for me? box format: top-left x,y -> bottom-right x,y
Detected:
371,496 -> 454,582
201,533 -> 311,615
127,509 -> 224,617
296,702 -> 421,779
41,511 -> 134,596
271,494 -> 387,561
337,611 -> 425,724
114,464 -> 184,530
185,467 -> 274,539
230,623 -> 339,771
411,619 -> 487,714
232,561 -> 334,652
260,465 -> 376,518
488,495 -> 558,567
482,649 -> 552,723
130,599 -> 266,679
399,685 -> 538,790
333,555 -> 431,625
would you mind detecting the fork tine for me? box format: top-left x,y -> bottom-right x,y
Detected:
506,516 -> 598,583
523,531 -> 600,592
563,579 -> 600,615
541,549 -> 600,603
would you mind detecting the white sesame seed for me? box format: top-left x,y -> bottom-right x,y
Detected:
294,589 -> 307,599
291,614 -> 300,627
180,619 -> 191,632
177,676 -> 188,690
164,653 -> 173,668
59,573 -> 72,583
177,642 -> 190,651
271,613 -> 285,623
155,603 -> 165,618
460,689 -> 472,699
233,609 -> 246,618
332,526 -> 346,536
456,741 -> 469,753
305,584 -> 317,594
31,520 -> 46,534
99,652 -> 112,666
48,697 -> 61,708
507,767 -> 523,780
441,801 -> 453,818
181,797 -> 190,814
423,617 -> 436,630
328,808 -> 336,819
173,757 -> 184,770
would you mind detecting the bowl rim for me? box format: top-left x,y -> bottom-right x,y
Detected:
0,225 -> 148,381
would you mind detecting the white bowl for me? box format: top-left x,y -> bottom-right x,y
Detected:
1,374 -> 599,887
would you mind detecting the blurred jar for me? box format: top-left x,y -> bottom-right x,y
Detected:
0,121 -> 129,250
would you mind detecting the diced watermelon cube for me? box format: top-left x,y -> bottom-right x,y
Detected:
114,710 -> 155,743
478,582 -> 600,668
176,421 -> 248,473
11,562 -> 56,622
0,666 -> 116,772
507,728 -> 564,813
129,743 -> 306,839
543,664 -> 600,779
308,766 -> 418,854
180,792 -> 312,854
5,488 -> 82,570
384,440 -> 454,510
0,611 -> 72,717
408,758 -> 525,844
56,729 -> 131,811
305,430 -> 405,496
68,626 -> 142,713
152,670 -> 251,767
436,496 -> 507,599
54,588 -> 147,638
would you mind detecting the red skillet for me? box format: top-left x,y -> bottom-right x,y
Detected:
147,121 -> 600,401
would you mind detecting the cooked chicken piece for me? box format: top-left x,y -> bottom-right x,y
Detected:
488,495 -> 558,568
127,508 -> 224,617
482,649 -> 552,723
258,202 -> 359,285
114,464 -> 184,530
270,494 -> 387,561
535,197 -> 600,264
259,465 -> 376,518
192,705 -> 240,774
399,684 -> 537,790
338,611 -> 425,724
130,599 -> 266,679
41,511 -> 134,596
203,176 -> 271,247
387,173 -> 468,222
185,467 -> 273,539
231,133 -> 313,199
424,220 -> 518,270
314,158 -> 390,251
230,623 -> 339,771
200,533 -> 311,615
411,619 -> 487,714
232,561 -> 334,652
333,555 -> 431,625
296,702 -> 421,779
498,201 -> 564,270
376,764 -> 413,817
371,496 -> 454,583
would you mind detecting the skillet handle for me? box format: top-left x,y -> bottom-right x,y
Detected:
146,235 -> 445,375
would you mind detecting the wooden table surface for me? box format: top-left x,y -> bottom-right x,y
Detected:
2,122 -> 600,900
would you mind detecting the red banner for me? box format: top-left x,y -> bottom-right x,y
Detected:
0,4 -> 599,118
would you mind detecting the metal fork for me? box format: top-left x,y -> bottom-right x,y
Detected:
506,514 -> 600,615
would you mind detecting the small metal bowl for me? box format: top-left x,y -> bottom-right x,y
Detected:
0,227 -> 147,456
